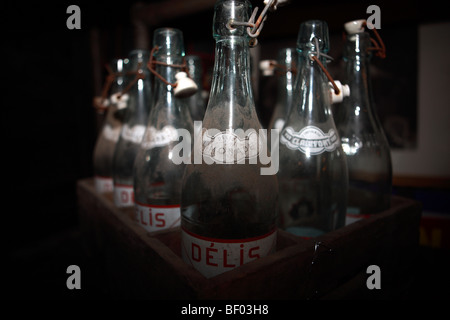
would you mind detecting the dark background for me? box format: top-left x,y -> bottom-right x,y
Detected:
3,0 -> 449,300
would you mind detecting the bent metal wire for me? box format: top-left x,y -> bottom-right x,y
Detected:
309,37 -> 341,95
227,0 -> 290,46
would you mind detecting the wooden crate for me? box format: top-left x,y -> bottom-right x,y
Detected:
77,178 -> 422,299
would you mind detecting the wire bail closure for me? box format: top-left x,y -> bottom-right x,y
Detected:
306,37 -> 351,102
117,61 -> 146,99
92,64 -> 122,113
147,46 -> 198,98
363,21 -> 386,59
259,59 -> 297,76
93,63 -> 134,113
308,37 -> 341,95
344,19 -> 386,59
227,0 -> 289,47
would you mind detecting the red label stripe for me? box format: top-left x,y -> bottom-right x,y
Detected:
135,201 -> 180,209
95,175 -> 113,179
346,213 -> 372,219
181,227 -> 277,243
113,183 -> 133,188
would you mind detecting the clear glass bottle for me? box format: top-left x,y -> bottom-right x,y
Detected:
180,0 -> 278,279
93,58 -> 128,193
185,55 -> 206,121
277,20 -> 348,237
133,28 -> 194,232
268,47 -> 298,131
334,26 -> 392,225
112,50 -> 152,208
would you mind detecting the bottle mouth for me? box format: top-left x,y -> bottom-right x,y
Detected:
129,49 -> 149,59
152,27 -> 185,57
213,0 -> 251,39
296,20 -> 330,53
128,49 -> 150,69
110,58 -> 129,73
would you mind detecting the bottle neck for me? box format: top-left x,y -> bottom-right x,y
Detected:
111,73 -> 126,94
276,64 -> 296,116
125,63 -> 151,125
206,36 -> 256,129
289,51 -> 331,124
344,48 -> 372,113
343,35 -> 376,119
108,59 -> 127,94
152,55 -> 184,115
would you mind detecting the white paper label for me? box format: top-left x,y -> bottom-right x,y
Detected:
134,202 -> 181,232
280,126 -> 339,155
273,118 -> 285,131
94,175 -> 113,193
181,228 -> 277,278
102,124 -> 121,142
141,125 -> 179,150
121,124 -> 146,144
114,183 -> 134,207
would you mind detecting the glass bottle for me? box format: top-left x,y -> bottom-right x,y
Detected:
277,20 -> 348,237
133,28 -> 194,232
185,55 -> 206,121
334,24 -> 392,225
268,47 -> 298,131
93,58 -> 128,193
112,50 -> 152,208
180,0 -> 278,279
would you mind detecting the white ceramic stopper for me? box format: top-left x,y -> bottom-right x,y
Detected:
259,59 -> 276,76
174,72 -> 198,98
344,19 -> 366,34
110,92 -> 129,110
330,81 -> 350,104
